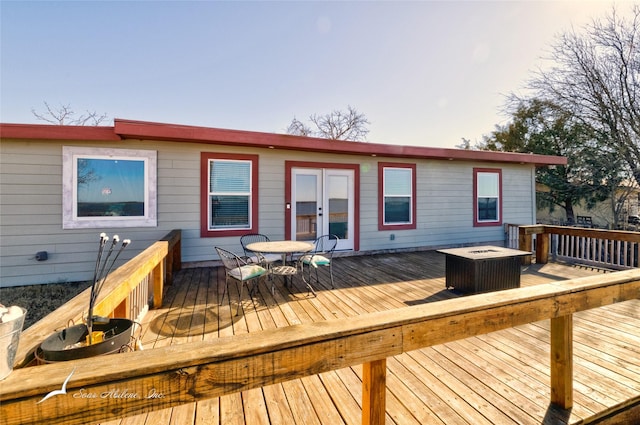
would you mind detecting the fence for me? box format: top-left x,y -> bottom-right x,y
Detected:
510,224 -> 640,269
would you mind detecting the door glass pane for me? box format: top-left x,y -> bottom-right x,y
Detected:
296,174 -> 317,241
328,175 -> 348,239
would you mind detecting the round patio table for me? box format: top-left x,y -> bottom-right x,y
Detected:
246,240 -> 314,292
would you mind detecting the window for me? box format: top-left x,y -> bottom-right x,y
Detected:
378,162 -> 416,230
200,153 -> 259,237
62,146 -> 157,229
474,168 -> 502,226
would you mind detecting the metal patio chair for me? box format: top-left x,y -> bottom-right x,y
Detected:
240,233 -> 282,268
297,234 -> 338,295
215,247 -> 267,316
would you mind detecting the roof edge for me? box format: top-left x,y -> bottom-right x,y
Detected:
0,123 -> 121,141
114,119 -> 567,166
0,120 -> 567,166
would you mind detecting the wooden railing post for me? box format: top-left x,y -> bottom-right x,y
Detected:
550,314 -> 573,409
536,232 -> 550,264
362,359 -> 386,425
152,260 -> 164,309
519,232 -> 533,265
165,257 -> 173,287
174,237 -> 182,273
161,230 -> 182,285
112,298 -> 129,319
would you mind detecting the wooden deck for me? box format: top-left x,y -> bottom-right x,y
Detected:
102,250 -> 640,425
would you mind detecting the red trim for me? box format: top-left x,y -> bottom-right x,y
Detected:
1,119 -> 567,166
378,162 -> 417,231
473,168 -> 503,227
200,152 -> 259,238
284,161 -> 360,251
0,123 -> 120,141
110,119 -> 564,166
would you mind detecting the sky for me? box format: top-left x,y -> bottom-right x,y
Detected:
0,0 -> 634,149
78,158 -> 144,203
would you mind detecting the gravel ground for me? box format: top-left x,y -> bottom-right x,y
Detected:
0,281 -> 92,329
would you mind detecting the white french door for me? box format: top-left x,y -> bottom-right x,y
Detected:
291,168 -> 354,251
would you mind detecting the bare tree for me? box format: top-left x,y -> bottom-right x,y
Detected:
77,158 -> 101,187
31,101 -> 109,126
483,98 -> 619,224
525,5 -> 640,187
286,105 -> 370,141
286,117 -> 313,137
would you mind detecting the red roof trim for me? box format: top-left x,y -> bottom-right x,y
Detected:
113,119 -> 565,166
1,119 -> 567,166
0,123 -> 121,141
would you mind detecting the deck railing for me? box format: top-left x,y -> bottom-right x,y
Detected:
10,229 -> 181,369
1,227 -> 639,425
510,224 -> 640,269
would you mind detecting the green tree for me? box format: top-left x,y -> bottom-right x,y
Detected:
484,99 -> 620,224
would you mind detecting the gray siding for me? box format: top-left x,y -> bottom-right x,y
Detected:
359,161 -> 535,251
0,138 -> 536,287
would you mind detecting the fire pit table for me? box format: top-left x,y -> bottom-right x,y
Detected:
437,246 -> 532,294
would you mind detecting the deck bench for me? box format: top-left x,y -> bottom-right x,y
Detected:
576,215 -> 595,228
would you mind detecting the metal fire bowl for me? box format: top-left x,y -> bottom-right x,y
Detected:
39,318 -> 134,362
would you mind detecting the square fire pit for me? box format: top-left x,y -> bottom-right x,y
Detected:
436,246 -> 532,294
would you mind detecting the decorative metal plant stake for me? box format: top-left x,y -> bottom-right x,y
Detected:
87,233 -> 130,344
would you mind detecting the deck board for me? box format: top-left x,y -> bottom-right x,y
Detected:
99,250 -> 640,425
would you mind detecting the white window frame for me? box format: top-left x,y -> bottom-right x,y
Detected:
378,162 -> 416,231
62,146 -> 157,229
207,158 -> 253,231
474,169 -> 502,226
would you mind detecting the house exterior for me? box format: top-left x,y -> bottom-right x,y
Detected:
0,119 -> 566,287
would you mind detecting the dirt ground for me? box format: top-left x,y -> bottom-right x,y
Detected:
0,281 -> 92,329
